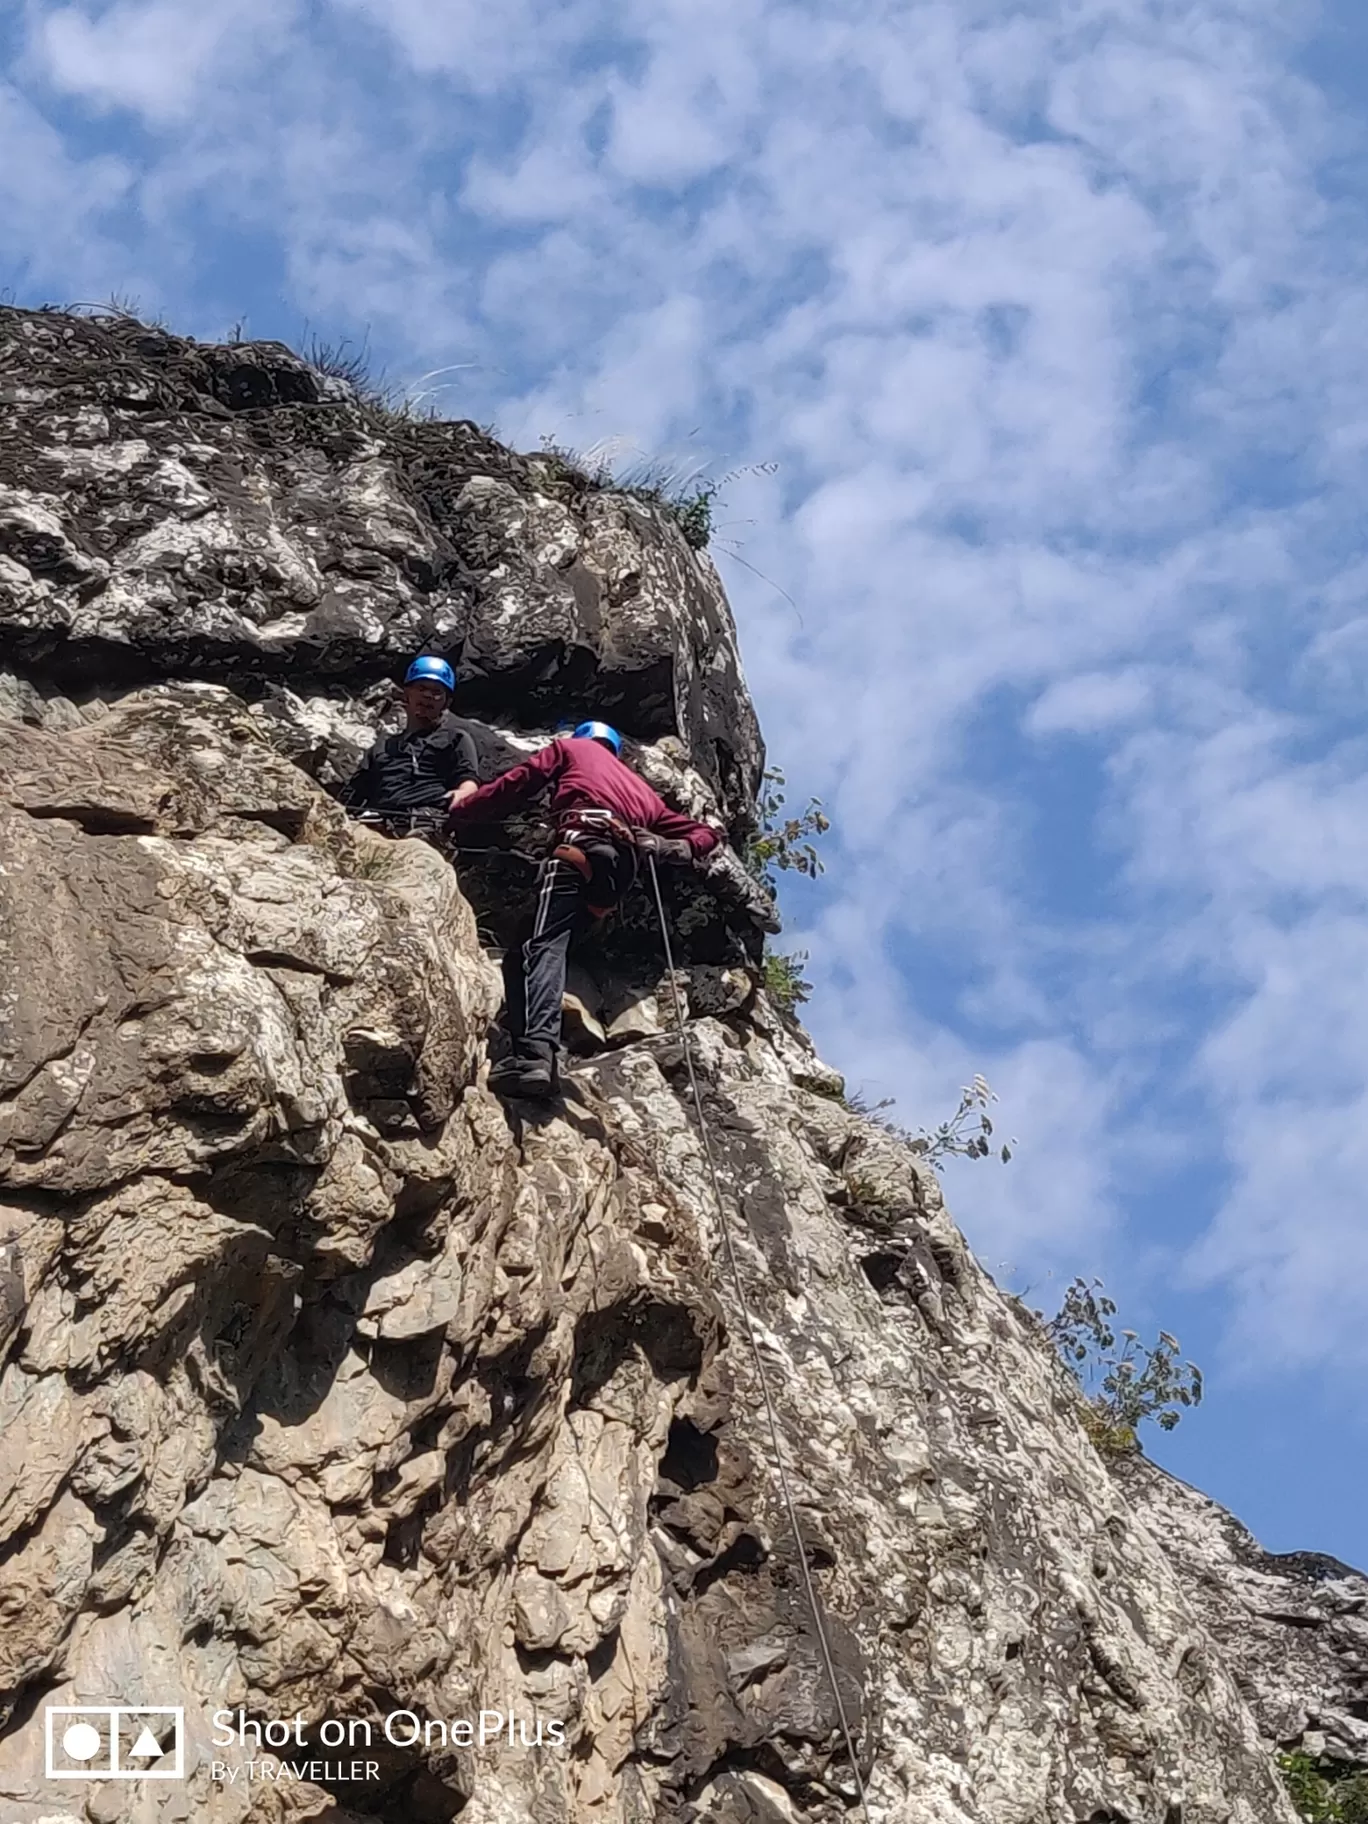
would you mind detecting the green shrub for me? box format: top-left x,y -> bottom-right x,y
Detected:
1279,1752 -> 1336,1822
669,484 -> 717,549
528,441 -> 776,550
745,767 -> 830,895
1276,1752 -> 1368,1822
741,768 -> 829,1015
1077,1403 -> 1141,1460
762,948 -> 812,1014
839,1076 -> 1013,1173
909,1074 -> 1013,1167
1045,1277 -> 1203,1457
623,459 -> 777,550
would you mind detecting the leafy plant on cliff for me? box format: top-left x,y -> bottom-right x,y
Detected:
304,333 -> 387,402
762,948 -> 813,1013
909,1075 -> 1013,1167
745,766 -> 830,893
1280,1754 -> 1337,1823
302,333 -> 455,425
1045,1277 -> 1203,1457
616,458 -> 779,550
670,483 -> 718,549
743,766 -> 830,1017
531,438 -> 777,550
648,462 -> 780,549
534,436 -> 616,492
842,1077 -> 1012,1168
1277,1751 -> 1368,1822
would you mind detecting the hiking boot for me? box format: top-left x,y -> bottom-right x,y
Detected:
488,1054 -> 558,1100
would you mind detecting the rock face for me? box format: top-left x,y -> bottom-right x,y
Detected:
0,307 -> 1333,1824
0,308 -> 761,817
1116,1456 -> 1368,1769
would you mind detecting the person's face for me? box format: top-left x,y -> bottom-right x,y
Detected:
402,681 -> 449,726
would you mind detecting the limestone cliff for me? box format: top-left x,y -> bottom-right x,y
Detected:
0,306 -> 1342,1824
1117,1458 -> 1368,1773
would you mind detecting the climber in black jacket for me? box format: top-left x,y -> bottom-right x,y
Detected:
337,656 -> 480,825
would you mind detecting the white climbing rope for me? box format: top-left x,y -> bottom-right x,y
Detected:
645,854 -> 874,1822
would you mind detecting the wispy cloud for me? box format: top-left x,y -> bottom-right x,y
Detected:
0,76 -> 132,296
31,0 -> 293,124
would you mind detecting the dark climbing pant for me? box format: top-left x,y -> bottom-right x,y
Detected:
502,837 -> 637,1062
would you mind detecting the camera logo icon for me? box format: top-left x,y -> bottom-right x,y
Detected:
45,1706 -> 185,1780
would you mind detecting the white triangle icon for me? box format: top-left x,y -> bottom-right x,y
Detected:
129,1726 -> 163,1759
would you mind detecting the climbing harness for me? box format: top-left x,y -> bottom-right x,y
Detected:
554,806 -> 636,846
551,809 -> 639,918
643,855 -> 874,1821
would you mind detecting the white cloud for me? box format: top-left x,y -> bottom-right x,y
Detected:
1186,915 -> 1368,1368
1026,670 -> 1156,737
30,0 -> 295,125
0,79 -> 134,295
599,0 -> 766,187
326,0 -> 604,92
463,110 -> 608,226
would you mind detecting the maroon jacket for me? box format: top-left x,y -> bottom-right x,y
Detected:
448,737 -> 721,859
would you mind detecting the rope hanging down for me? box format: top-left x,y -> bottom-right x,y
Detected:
644,855 -> 873,1821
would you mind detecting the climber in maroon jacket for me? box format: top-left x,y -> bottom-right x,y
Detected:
447,720 -> 721,1098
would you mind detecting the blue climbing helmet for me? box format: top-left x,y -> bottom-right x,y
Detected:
403,655 -> 456,692
572,720 -> 622,755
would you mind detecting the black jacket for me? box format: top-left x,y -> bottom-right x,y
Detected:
338,715 -> 479,813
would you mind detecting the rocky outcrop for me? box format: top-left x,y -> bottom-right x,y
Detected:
0,307 -> 761,818
0,308 -> 1327,1823
1117,1456 -> 1368,1769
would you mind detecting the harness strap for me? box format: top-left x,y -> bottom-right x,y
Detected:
555,807 -> 637,847
551,809 -> 639,921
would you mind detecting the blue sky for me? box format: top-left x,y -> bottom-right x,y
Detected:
5,0 -> 1368,1565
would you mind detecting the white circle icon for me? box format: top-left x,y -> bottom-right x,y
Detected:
62,1721 -> 103,1762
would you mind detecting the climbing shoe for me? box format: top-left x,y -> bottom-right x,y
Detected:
488,1054 -> 558,1100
